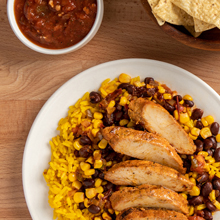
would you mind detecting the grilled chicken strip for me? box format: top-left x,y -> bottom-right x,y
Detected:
128,98 -> 196,154
110,184 -> 188,215
104,160 -> 193,192
101,126 -> 185,173
116,207 -> 188,220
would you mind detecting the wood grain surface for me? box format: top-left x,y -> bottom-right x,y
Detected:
1,0 -> 220,219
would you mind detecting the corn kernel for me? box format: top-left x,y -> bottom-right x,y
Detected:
119,96 -> 128,106
174,110 -> 179,120
185,174 -> 189,179
213,162 -> 220,167
201,118 -> 209,127
98,193 -> 104,200
200,127 -> 212,139
102,212 -> 111,220
180,193 -> 187,199
84,169 -> 95,176
92,128 -> 99,137
80,162 -> 91,171
179,100 -> 184,105
108,100 -> 115,108
189,133 -> 197,140
189,206 -> 194,216
205,115 -> 215,125
189,185 -> 200,196
93,150 -> 101,160
85,188 -> 97,199
163,93 -> 172,100
95,178 -> 102,188
94,218 -> 102,220
187,107 -> 192,117
185,120 -> 194,128
98,139 -> 108,149
134,81 -> 142,87
183,95 -> 193,101
72,180 -> 82,190
192,172 -> 198,179
184,125 -> 190,133
100,88 -> 108,98
216,134 -> 220,142
179,112 -> 190,124
119,73 -> 131,83
94,160 -> 103,169
84,198 -> 90,208
96,186 -> 104,194
74,192 -> 84,203
196,204 -> 206,211
127,121 -> 135,128
106,161 -> 113,167
119,119 -> 129,126
191,127 -> 200,136
94,112 -> 103,120
189,177 -> 196,185
207,158 -> 215,164
213,200 -> 220,210
115,211 -> 120,215
209,190 -> 216,201
158,86 -> 165,94
108,209 -> 114,214
68,173 -> 77,182
198,151 -> 209,157
73,140 -> 82,151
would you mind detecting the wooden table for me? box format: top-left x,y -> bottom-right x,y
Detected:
1,0 -> 220,219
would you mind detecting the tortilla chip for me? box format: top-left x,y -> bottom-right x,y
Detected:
153,0 -> 194,26
170,0 -> 220,28
194,18 -> 216,32
147,0 -> 165,26
184,25 -> 202,38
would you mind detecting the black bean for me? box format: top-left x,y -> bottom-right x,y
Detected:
196,210 -> 204,217
201,182 -> 213,197
79,147 -> 92,158
211,122 -> 220,136
207,149 -> 213,157
98,172 -> 105,179
216,190 -> 220,198
80,136 -> 92,145
217,195 -> 220,202
164,102 -> 175,113
213,179 -> 220,190
105,182 -> 114,191
173,95 -> 182,102
92,169 -> 99,179
74,150 -> 79,157
209,136 -> 217,149
89,91 -> 101,103
144,77 -> 154,85
146,87 -> 157,97
134,124 -> 144,131
105,152 -> 116,162
194,139 -> 204,153
115,102 -> 122,111
213,175 -> 220,181
118,83 -> 130,90
184,100 -> 194,107
103,113 -> 114,126
196,120 -> 204,129
82,179 -> 95,188
214,148 -> 220,162
191,108 -> 204,120
127,85 -> 136,95
203,209 -> 213,220
114,111 -> 123,122
206,201 -> 216,212
204,139 -> 213,150
88,204 -> 101,214
79,202 -> 86,210
188,196 -> 203,206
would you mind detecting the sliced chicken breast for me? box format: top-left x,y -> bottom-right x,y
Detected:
105,160 -> 193,192
110,184 -> 188,215
101,126 -> 185,173
128,98 -> 196,154
116,207 -> 188,220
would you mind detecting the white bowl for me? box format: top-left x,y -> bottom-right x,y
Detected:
7,0 -> 104,55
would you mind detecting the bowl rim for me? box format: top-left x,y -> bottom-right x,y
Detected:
7,0 -> 104,55
141,0 -> 220,51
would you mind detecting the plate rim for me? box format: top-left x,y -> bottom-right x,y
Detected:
22,58 -> 220,219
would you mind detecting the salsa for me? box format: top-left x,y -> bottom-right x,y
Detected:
14,0 -> 97,49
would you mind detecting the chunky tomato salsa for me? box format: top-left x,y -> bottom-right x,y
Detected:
14,0 -> 97,49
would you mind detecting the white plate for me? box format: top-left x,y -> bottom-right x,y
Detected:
23,58 -> 220,220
